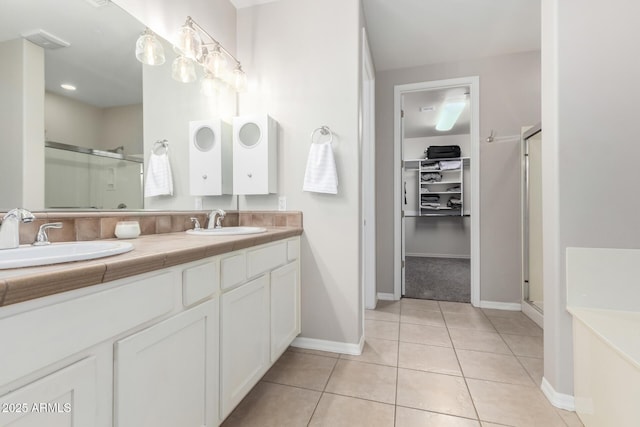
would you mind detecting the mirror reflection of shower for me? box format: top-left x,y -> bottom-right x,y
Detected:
45,141 -> 143,209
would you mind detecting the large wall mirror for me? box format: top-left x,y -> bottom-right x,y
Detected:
1,0 -> 145,209
0,0 -> 237,211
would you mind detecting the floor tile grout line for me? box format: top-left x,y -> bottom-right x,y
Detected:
319,390 -> 397,407
306,351 -> 341,426
394,403 -> 483,423
444,312 -> 482,423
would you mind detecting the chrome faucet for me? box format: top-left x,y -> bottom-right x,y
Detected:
0,208 -> 36,249
33,222 -> 63,246
207,209 -> 226,229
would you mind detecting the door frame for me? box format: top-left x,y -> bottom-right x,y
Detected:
393,76 -> 480,305
361,28 -> 377,310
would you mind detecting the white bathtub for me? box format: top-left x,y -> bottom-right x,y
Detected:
567,248 -> 640,427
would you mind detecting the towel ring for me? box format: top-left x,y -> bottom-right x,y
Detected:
311,126 -> 333,144
153,139 -> 169,155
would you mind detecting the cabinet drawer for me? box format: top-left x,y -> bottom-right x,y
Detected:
247,242 -> 287,279
287,238 -> 300,261
182,260 -> 219,306
221,253 -> 246,290
0,271 -> 175,386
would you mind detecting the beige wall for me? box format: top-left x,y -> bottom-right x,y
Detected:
375,51 -> 541,303
236,0 -> 363,345
45,92 -> 143,154
0,39 -> 44,210
542,0 -> 640,398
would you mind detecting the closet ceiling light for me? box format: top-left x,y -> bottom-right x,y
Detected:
435,100 -> 466,131
419,106 -> 434,112
135,16 -> 246,93
60,83 -> 76,91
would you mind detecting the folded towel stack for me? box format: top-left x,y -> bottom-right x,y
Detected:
421,172 -> 442,182
421,194 -> 440,208
447,197 -> 462,208
439,160 -> 462,171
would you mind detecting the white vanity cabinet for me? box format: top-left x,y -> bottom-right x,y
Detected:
115,298 -> 219,427
220,275 -> 270,419
0,236 -> 300,427
0,357 -> 98,427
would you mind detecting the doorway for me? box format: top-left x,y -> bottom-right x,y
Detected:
393,77 -> 480,305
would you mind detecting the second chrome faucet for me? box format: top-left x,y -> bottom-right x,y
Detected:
208,209 -> 226,229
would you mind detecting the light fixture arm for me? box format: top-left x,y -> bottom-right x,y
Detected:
186,16 -> 242,68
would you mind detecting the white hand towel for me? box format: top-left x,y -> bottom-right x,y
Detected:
144,152 -> 174,197
303,142 -> 338,194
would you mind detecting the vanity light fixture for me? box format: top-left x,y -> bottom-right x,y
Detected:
435,99 -> 466,131
135,28 -> 166,66
173,16 -> 247,94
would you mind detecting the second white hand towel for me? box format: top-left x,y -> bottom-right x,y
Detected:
145,151 -> 174,197
303,142 -> 338,194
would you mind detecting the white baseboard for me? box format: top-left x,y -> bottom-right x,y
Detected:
291,334 -> 364,356
406,253 -> 471,259
541,377 -> 575,411
522,301 -> 544,329
479,300 -> 522,311
377,292 -> 396,301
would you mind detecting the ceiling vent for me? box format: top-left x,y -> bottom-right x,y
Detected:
84,0 -> 111,7
21,30 -> 70,50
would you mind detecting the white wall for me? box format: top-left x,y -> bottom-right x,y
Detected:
0,39 -> 44,210
236,0 -> 363,346
375,51 -> 541,304
541,0 -> 640,401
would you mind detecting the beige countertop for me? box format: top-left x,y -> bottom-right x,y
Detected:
0,227 -> 302,307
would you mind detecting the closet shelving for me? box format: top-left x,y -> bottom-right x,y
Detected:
406,157 -> 470,217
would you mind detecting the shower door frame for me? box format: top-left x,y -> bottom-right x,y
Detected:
521,124 -> 544,328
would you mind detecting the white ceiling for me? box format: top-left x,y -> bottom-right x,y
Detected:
0,0 -> 143,108
362,0 -> 541,71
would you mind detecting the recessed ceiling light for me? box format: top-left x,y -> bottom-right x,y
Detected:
60,83 -> 76,91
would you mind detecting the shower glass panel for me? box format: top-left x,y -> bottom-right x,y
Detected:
45,143 -> 143,209
523,126 -> 543,313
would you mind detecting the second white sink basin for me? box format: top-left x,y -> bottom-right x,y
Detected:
186,226 -> 267,236
0,241 -> 134,269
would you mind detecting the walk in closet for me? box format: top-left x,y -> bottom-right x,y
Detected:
401,86 -> 472,302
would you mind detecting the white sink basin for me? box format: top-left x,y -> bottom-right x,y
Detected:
186,226 -> 267,236
0,241 -> 134,269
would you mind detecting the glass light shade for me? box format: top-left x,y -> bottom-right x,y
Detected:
171,55 -> 197,83
176,22 -> 202,60
201,73 -> 222,96
135,29 -> 165,65
233,66 -> 247,92
204,46 -> 227,78
435,101 -> 466,131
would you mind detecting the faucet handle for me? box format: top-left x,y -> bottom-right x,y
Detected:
33,222 -> 62,246
190,217 -> 201,230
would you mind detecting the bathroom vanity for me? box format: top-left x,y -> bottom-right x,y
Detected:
0,221 -> 302,427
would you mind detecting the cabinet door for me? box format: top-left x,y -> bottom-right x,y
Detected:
270,261 -> 300,361
115,298 -> 219,427
220,275 -> 269,419
0,357 -> 98,427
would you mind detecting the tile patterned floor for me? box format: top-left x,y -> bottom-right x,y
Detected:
221,299 -> 584,427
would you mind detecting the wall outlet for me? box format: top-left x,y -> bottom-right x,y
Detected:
278,196 -> 286,211
194,197 -> 203,210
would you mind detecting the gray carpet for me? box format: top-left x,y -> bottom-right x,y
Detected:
405,256 -> 470,302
